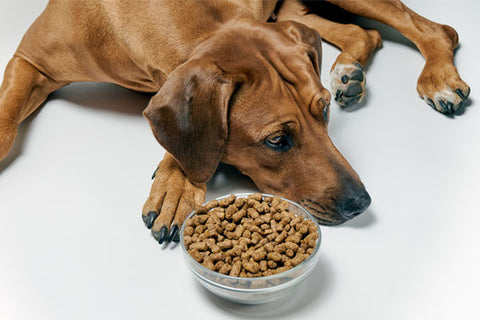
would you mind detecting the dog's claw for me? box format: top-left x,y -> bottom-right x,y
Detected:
167,224 -> 179,243
438,100 -> 450,113
152,225 -> 168,244
156,226 -> 168,244
151,167 -> 159,180
457,100 -> 464,110
335,89 -> 343,100
144,211 -> 158,229
341,75 -> 349,84
173,232 -> 180,243
446,101 -> 454,113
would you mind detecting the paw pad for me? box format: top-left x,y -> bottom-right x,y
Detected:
331,63 -> 366,107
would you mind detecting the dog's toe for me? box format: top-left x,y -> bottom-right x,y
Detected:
143,211 -> 158,229
152,225 -> 168,244
331,62 -> 366,107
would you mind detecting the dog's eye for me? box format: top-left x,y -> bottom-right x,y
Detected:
265,134 -> 292,152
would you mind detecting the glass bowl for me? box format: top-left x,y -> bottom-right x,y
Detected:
180,193 -> 322,304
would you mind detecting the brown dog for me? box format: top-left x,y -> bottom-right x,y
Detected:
0,0 -> 470,244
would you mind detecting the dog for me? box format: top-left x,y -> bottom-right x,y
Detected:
0,0 -> 470,244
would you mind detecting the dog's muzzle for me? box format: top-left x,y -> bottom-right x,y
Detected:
300,188 -> 371,225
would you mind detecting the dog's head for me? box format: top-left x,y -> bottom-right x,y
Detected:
144,20 -> 370,225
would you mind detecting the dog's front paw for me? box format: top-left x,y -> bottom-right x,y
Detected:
142,154 -> 206,245
330,59 -> 366,107
417,62 -> 470,114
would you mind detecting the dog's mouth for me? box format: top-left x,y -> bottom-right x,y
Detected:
299,199 -> 348,226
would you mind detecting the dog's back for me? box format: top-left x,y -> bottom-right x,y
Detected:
15,0 -> 273,91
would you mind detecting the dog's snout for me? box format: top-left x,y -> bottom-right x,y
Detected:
338,190 -> 371,218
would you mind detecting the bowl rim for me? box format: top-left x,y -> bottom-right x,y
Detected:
180,192 -> 322,290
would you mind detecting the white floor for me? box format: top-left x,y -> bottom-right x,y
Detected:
1,1 -> 479,319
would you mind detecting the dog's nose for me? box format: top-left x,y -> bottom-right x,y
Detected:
338,190 -> 371,219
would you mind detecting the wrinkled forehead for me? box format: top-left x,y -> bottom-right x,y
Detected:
230,70 -> 321,126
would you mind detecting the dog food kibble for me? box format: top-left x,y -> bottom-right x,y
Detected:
184,194 -> 318,278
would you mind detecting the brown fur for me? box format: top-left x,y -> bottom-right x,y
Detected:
0,0 -> 470,242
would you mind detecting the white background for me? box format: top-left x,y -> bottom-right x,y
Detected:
0,1 -> 479,319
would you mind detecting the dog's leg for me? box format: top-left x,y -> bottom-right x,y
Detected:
276,0 -> 382,107
142,153 -> 206,244
0,57 -> 65,160
326,0 -> 470,113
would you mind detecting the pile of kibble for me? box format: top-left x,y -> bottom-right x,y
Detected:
183,193 -> 318,278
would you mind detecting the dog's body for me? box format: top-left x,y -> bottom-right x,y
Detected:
0,0 -> 470,244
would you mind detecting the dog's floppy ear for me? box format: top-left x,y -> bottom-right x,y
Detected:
275,20 -> 322,75
143,59 -> 240,183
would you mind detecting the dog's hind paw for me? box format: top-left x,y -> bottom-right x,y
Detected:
330,62 -> 366,107
417,63 -> 470,115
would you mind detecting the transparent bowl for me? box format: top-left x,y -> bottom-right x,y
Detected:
180,193 -> 322,304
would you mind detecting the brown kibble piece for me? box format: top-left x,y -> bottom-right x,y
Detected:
196,206 -> 208,214
274,243 -> 286,253
202,257 -> 215,270
247,208 -> 259,219
290,253 -> 307,267
194,224 -> 206,234
253,202 -> 264,213
265,232 -> 277,241
243,260 -> 260,273
192,214 -> 209,226
267,252 -> 282,262
225,222 -> 236,232
217,239 -> 233,250
214,260 -> 225,271
248,193 -> 263,201
285,248 -> 295,258
264,242 -> 274,252
232,209 -> 246,223
267,260 -> 278,269
189,249 -> 204,263
219,263 -> 232,275
225,204 -> 238,219
251,248 -> 266,261
226,246 -> 242,257
210,251 -> 226,262
214,209 -> 225,220
259,260 -> 267,272
184,226 -> 194,237
205,199 -> 219,210
219,194 -> 237,207
275,230 -> 288,243
285,242 -> 299,251
189,241 -> 208,251
229,261 -> 242,277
